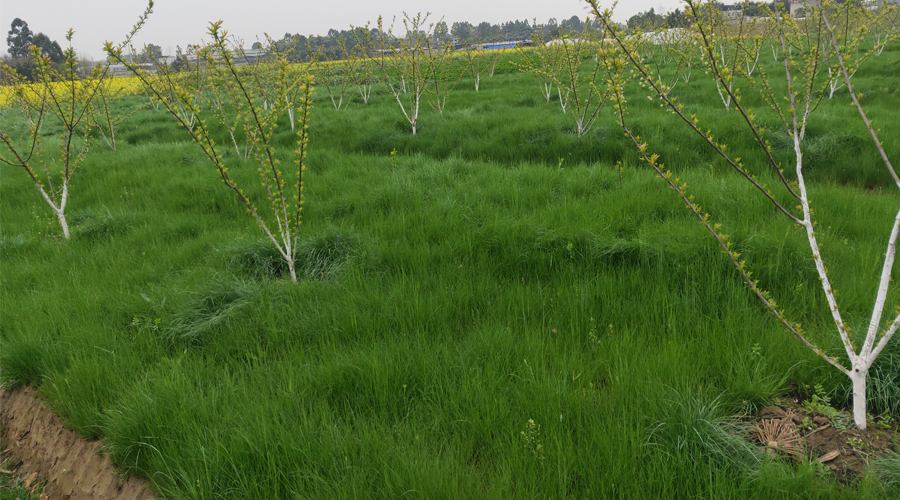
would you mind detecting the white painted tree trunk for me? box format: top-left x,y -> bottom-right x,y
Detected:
228,129 -> 241,156
850,368 -> 868,429
557,86 -> 569,113
286,96 -> 295,130
287,255 -> 297,283
55,210 -> 70,239
411,87 -> 420,134
715,79 -> 732,111
745,49 -> 760,76
541,82 -> 552,103
828,67 -> 843,99
96,126 -> 116,151
357,83 -> 372,103
33,181 -> 70,239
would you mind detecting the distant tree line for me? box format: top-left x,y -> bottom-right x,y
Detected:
1,13 -> 608,78
270,15 -> 605,64
3,18 -> 67,81
626,1 -> 793,30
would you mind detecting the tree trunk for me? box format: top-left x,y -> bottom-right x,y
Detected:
287,257 -> 297,283
850,368 -> 868,431
56,210 -> 70,240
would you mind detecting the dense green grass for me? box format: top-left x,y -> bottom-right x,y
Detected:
2,43 -> 900,499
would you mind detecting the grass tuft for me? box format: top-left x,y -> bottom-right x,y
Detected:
646,388 -> 763,473
871,451 -> 900,490
0,234 -> 29,257
867,353 -> 900,418
0,333 -> 60,388
224,229 -> 361,281
72,209 -> 132,240
225,239 -> 291,280
294,229 -> 361,280
166,278 -> 259,346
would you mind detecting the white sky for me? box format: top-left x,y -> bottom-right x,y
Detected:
1,1 -> 686,60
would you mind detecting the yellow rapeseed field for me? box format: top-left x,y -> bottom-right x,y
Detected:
0,75 -> 145,109
0,50 -> 520,108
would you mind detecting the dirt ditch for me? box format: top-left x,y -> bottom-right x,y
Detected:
3,382 -> 900,497
0,386 -> 159,500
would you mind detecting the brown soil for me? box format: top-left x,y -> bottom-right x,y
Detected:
752,396 -> 900,482
0,386 -> 160,500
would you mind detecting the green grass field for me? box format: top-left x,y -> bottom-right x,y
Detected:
2,44 -> 900,499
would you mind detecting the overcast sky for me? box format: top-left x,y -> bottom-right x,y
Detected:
1,0 -> 686,60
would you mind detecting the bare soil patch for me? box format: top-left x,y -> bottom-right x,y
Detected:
752,394 -> 900,482
0,386 -> 159,500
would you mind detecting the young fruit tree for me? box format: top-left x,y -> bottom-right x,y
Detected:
306,32 -> 359,110
821,3 -> 892,99
588,0 -> 899,430
106,2 -> 314,283
88,70 -> 147,151
423,22 -> 460,115
551,23 -> 613,137
458,27 -> 486,91
0,30 -> 106,239
515,26 -> 566,104
348,25 -> 378,104
375,13 -> 434,134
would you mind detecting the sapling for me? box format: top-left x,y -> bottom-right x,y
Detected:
306,32 -> 359,110
423,22 -> 460,114
737,19 -> 772,78
552,21 -> 613,137
0,30 -> 106,239
88,68 -> 148,151
868,4 -> 900,56
203,58 -> 249,158
375,13 -> 433,134
484,35 -> 505,77
669,28 -> 702,84
821,5 -> 891,99
588,0 -> 900,430
349,25 -> 378,104
257,38 -> 309,130
457,31 -> 508,90
705,6 -> 747,112
106,2 -> 314,283
649,27 -> 695,92
651,26 -> 678,66
515,25 -> 565,104
143,44 -> 205,130
458,27 -> 485,91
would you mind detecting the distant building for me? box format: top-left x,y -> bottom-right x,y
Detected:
109,62 -> 156,77
238,48 -> 266,64
723,8 -> 744,23
483,42 -> 518,50
790,0 -> 822,17
545,38 -> 586,46
635,28 -> 688,45
184,47 -> 267,66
